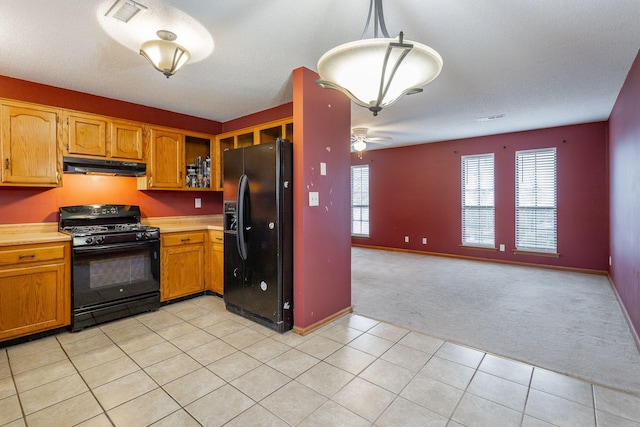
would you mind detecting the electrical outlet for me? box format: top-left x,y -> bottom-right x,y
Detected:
422,238 -> 427,244
499,244 -> 505,251
404,236 -> 409,243
609,256 -> 612,266
195,198 -> 201,208
320,162 -> 326,175
309,192 -> 319,206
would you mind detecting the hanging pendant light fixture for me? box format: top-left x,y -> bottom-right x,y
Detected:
140,30 -> 191,78
316,0 -> 443,116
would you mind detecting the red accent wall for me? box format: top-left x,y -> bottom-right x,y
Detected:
221,103 -> 293,133
0,76 -> 222,135
352,122 -> 609,271
0,75 -> 225,221
292,67 -> 352,329
609,50 -> 640,339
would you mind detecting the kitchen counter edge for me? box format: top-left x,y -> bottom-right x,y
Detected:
143,214 -> 223,233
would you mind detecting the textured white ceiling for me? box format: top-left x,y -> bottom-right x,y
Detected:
0,0 -> 639,149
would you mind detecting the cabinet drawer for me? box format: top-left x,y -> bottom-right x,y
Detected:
209,230 -> 223,244
0,244 -> 66,266
162,232 -> 205,247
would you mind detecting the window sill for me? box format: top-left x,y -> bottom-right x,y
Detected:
513,249 -> 560,258
459,245 -> 497,252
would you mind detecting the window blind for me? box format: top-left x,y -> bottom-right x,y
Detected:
461,154 -> 495,247
351,165 -> 370,237
516,148 -> 557,252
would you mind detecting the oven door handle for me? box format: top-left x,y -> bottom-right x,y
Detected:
73,241 -> 158,255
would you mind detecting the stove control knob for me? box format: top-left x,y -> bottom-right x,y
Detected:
85,237 -> 94,245
145,232 -> 153,239
136,232 -> 143,240
95,236 -> 105,244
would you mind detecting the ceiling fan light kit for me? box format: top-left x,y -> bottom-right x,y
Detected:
316,0 -> 443,116
140,30 -> 191,78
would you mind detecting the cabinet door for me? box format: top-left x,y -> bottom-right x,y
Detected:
0,104 -> 59,186
161,244 -> 204,301
211,241 -> 224,295
111,120 -> 144,160
66,113 -> 107,157
148,128 -> 183,188
0,263 -> 69,341
206,230 -> 224,295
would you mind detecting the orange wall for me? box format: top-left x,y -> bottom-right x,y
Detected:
0,175 -> 221,224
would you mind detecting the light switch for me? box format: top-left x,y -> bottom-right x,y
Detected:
195,198 -> 201,208
320,162 -> 327,176
309,192 -> 319,206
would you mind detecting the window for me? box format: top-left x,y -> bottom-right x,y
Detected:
461,154 -> 495,247
516,148 -> 557,252
351,165 -> 370,237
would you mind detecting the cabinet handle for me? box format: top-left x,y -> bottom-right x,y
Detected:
181,237 -> 191,242
19,254 -> 36,259
216,237 -> 223,241
56,172 -> 60,183
4,158 -> 9,170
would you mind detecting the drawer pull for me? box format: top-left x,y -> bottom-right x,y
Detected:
181,237 -> 191,242
19,254 -> 36,259
215,237 -> 223,241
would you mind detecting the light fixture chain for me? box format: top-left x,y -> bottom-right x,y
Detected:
361,0 -> 390,40
375,0 -> 390,38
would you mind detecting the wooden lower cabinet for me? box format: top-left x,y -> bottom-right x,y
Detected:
161,231 -> 205,302
206,230 -> 224,295
0,242 -> 70,342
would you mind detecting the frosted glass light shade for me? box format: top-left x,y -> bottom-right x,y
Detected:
140,38 -> 191,78
317,37 -> 443,115
352,139 -> 367,151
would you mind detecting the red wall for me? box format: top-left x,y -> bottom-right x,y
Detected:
292,67 -> 352,329
609,50 -> 640,339
352,122 -> 609,271
0,76 -> 221,135
0,76 -> 227,221
221,103 -> 293,133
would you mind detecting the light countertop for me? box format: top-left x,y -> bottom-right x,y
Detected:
0,223 -> 71,247
0,215 -> 223,247
143,214 -> 223,233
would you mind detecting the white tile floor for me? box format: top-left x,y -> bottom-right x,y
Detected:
1,295 -> 640,427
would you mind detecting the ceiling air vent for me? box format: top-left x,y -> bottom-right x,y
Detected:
105,0 -> 147,23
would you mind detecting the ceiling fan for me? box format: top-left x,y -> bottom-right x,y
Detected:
351,127 -> 392,153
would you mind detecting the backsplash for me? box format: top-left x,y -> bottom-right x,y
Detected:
0,174 -> 222,224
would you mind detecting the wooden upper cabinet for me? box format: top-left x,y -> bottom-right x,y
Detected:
214,117 -> 292,191
0,103 -> 60,186
146,127 -> 184,189
63,112 -> 144,161
65,112 -> 107,157
110,120 -> 144,160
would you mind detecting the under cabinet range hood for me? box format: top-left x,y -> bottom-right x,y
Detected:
63,157 -> 146,177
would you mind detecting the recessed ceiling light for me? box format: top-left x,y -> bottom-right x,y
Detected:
105,0 -> 147,23
477,114 -> 506,122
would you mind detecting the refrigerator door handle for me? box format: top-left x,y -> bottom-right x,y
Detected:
237,174 -> 249,261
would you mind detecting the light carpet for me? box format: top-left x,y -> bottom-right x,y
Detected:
351,247 -> 640,396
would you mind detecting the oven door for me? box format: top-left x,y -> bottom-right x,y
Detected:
72,240 -> 160,310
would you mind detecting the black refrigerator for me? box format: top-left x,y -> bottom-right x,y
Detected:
223,139 -> 293,332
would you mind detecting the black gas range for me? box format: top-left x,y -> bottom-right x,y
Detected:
59,204 -> 161,331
